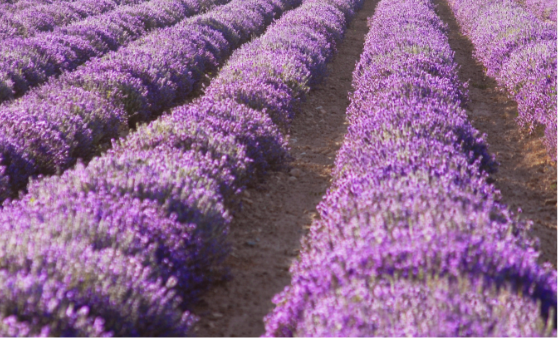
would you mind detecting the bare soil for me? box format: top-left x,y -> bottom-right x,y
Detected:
190,0 -> 379,335
434,0 -> 557,268
191,0 -> 557,336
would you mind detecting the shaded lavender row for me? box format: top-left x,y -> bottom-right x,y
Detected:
446,0 -> 557,160
516,0 -> 557,22
0,0 -> 148,40
0,0 -> 223,104
2,0 -> 84,5
0,0 -> 365,334
0,0 -> 293,202
264,0 -> 557,335
0,0 -> 76,13
0,0 -> 127,22
0,0 -> 81,13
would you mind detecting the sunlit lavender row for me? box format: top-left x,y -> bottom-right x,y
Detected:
0,0 -> 297,202
517,0 -> 557,22
0,0 -> 78,15
263,0 -> 557,335
0,0 -> 81,14
0,0 -> 148,39
0,0 -> 367,334
0,0 -> 226,104
447,0 -> 557,160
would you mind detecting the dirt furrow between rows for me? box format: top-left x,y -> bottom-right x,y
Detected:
435,0 -> 557,267
190,0 -> 379,335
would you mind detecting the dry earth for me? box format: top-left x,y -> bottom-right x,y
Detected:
191,0 -> 557,336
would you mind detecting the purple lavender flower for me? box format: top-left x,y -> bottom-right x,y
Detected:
517,0 -> 556,22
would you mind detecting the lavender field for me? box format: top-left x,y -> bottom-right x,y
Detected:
0,0 -> 555,335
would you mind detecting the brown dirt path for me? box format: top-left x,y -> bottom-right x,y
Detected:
435,0 -> 557,267
190,0 -> 379,335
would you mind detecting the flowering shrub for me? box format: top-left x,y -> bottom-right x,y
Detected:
447,0 -> 557,160
0,0 -> 290,201
263,0 -> 557,335
0,0 -> 148,40
0,0 -> 364,334
517,0 -> 556,22
0,0 -> 224,103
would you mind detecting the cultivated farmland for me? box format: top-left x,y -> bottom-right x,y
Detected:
0,0 -> 555,336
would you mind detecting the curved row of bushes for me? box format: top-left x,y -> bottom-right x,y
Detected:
0,0 -> 82,16
516,0 -> 556,22
0,0 -> 365,334
263,0 -> 557,335
0,0 -> 291,202
0,0 -> 225,104
0,0 -> 148,40
447,0 -> 557,160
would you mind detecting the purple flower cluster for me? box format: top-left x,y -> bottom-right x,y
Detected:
0,0 -> 83,18
0,0 -> 366,334
0,0 -> 147,39
447,0 -> 557,160
178,0 -> 364,172
517,0 -> 557,22
0,0 -> 221,103
0,0 -> 295,202
263,0 -> 557,335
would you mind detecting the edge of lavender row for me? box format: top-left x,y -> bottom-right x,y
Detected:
515,0 -> 557,22
263,0 -> 557,335
0,0 -> 361,334
0,0 -> 303,335
0,0 -> 293,202
0,0 -> 83,16
0,0 -> 149,40
446,0 -> 557,160
0,0 -> 228,104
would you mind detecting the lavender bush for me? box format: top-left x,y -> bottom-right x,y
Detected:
0,0 -> 225,103
0,0 -> 367,333
263,0 -> 557,335
0,0 -> 148,39
0,0 -> 82,8
516,0 -> 557,22
0,0 -> 82,17
0,0 -> 296,201
447,0 -> 557,160
0,228 -> 195,336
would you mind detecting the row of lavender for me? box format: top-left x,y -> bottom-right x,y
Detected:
0,0 -> 79,11
264,0 -> 557,335
0,0 -> 80,13
0,0 -> 296,202
447,0 -> 556,160
0,0 -> 148,40
516,0 -> 556,22
0,0 -> 367,334
1,0 -> 79,5
0,0 -> 224,104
